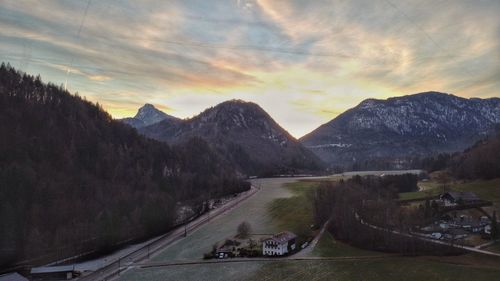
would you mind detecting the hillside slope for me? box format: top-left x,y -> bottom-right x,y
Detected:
0,63 -> 248,267
301,92 -> 500,169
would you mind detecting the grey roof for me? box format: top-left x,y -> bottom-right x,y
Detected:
447,228 -> 469,235
31,265 -> 76,274
265,231 -> 297,244
216,246 -> 233,253
0,272 -> 28,281
442,191 -> 480,201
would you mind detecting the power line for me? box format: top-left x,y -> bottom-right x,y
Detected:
64,0 -> 92,90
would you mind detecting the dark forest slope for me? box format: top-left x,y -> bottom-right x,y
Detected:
0,63 -> 249,268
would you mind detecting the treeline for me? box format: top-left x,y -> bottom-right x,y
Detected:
313,176 -> 461,255
0,63 -> 249,268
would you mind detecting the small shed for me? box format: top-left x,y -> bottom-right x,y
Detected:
215,246 -> 234,259
31,265 -> 79,280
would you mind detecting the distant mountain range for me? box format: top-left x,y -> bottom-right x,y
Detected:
121,92 -> 499,172
300,92 -> 500,169
133,100 -> 324,176
120,103 -> 179,128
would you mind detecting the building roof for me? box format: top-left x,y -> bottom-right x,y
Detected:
31,265 -> 76,274
265,231 -> 297,244
442,191 -> 480,202
0,272 -> 28,281
447,228 -> 469,236
216,246 -> 233,253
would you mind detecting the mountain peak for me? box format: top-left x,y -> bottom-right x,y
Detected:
135,103 -> 164,120
141,103 -> 156,109
215,99 -> 261,111
140,99 -> 324,175
120,103 -> 179,128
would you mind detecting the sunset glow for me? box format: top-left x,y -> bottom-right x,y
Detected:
1,0 -> 498,137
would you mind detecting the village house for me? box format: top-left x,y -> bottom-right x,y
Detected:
262,231 -> 297,256
439,191 -> 482,207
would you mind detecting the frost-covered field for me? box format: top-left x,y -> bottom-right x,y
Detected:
121,262 -> 263,281
120,177 -> 298,280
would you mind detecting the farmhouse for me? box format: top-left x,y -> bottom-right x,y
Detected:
439,192 -> 481,206
262,231 -> 297,256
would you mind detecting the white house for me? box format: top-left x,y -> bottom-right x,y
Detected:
262,231 -> 297,256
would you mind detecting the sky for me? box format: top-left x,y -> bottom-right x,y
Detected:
1,0 -> 499,137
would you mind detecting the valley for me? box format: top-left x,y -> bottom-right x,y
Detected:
119,175 -> 500,281
1,1 -> 499,280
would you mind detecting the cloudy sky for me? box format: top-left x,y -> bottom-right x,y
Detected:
1,0 -> 499,137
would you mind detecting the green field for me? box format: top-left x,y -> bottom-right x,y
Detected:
399,178 -> 500,206
242,257 -> 500,281
267,180 -> 319,242
312,231 -> 381,258
256,178 -> 500,281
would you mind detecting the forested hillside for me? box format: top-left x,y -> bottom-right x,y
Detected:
415,134 -> 500,180
449,135 -> 500,180
0,63 -> 249,268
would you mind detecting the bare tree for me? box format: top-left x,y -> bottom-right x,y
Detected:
237,221 -> 252,239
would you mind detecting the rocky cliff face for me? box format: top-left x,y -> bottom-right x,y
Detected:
300,92 -> 500,169
120,103 -> 179,128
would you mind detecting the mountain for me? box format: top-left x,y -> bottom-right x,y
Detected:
300,92 -> 500,169
140,99 -> 324,176
0,63 -> 249,267
120,103 -> 179,128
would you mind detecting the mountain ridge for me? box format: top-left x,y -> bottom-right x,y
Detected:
300,91 -> 500,169
140,99 -> 324,176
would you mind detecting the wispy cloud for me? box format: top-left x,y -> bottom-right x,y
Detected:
0,0 -> 498,137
